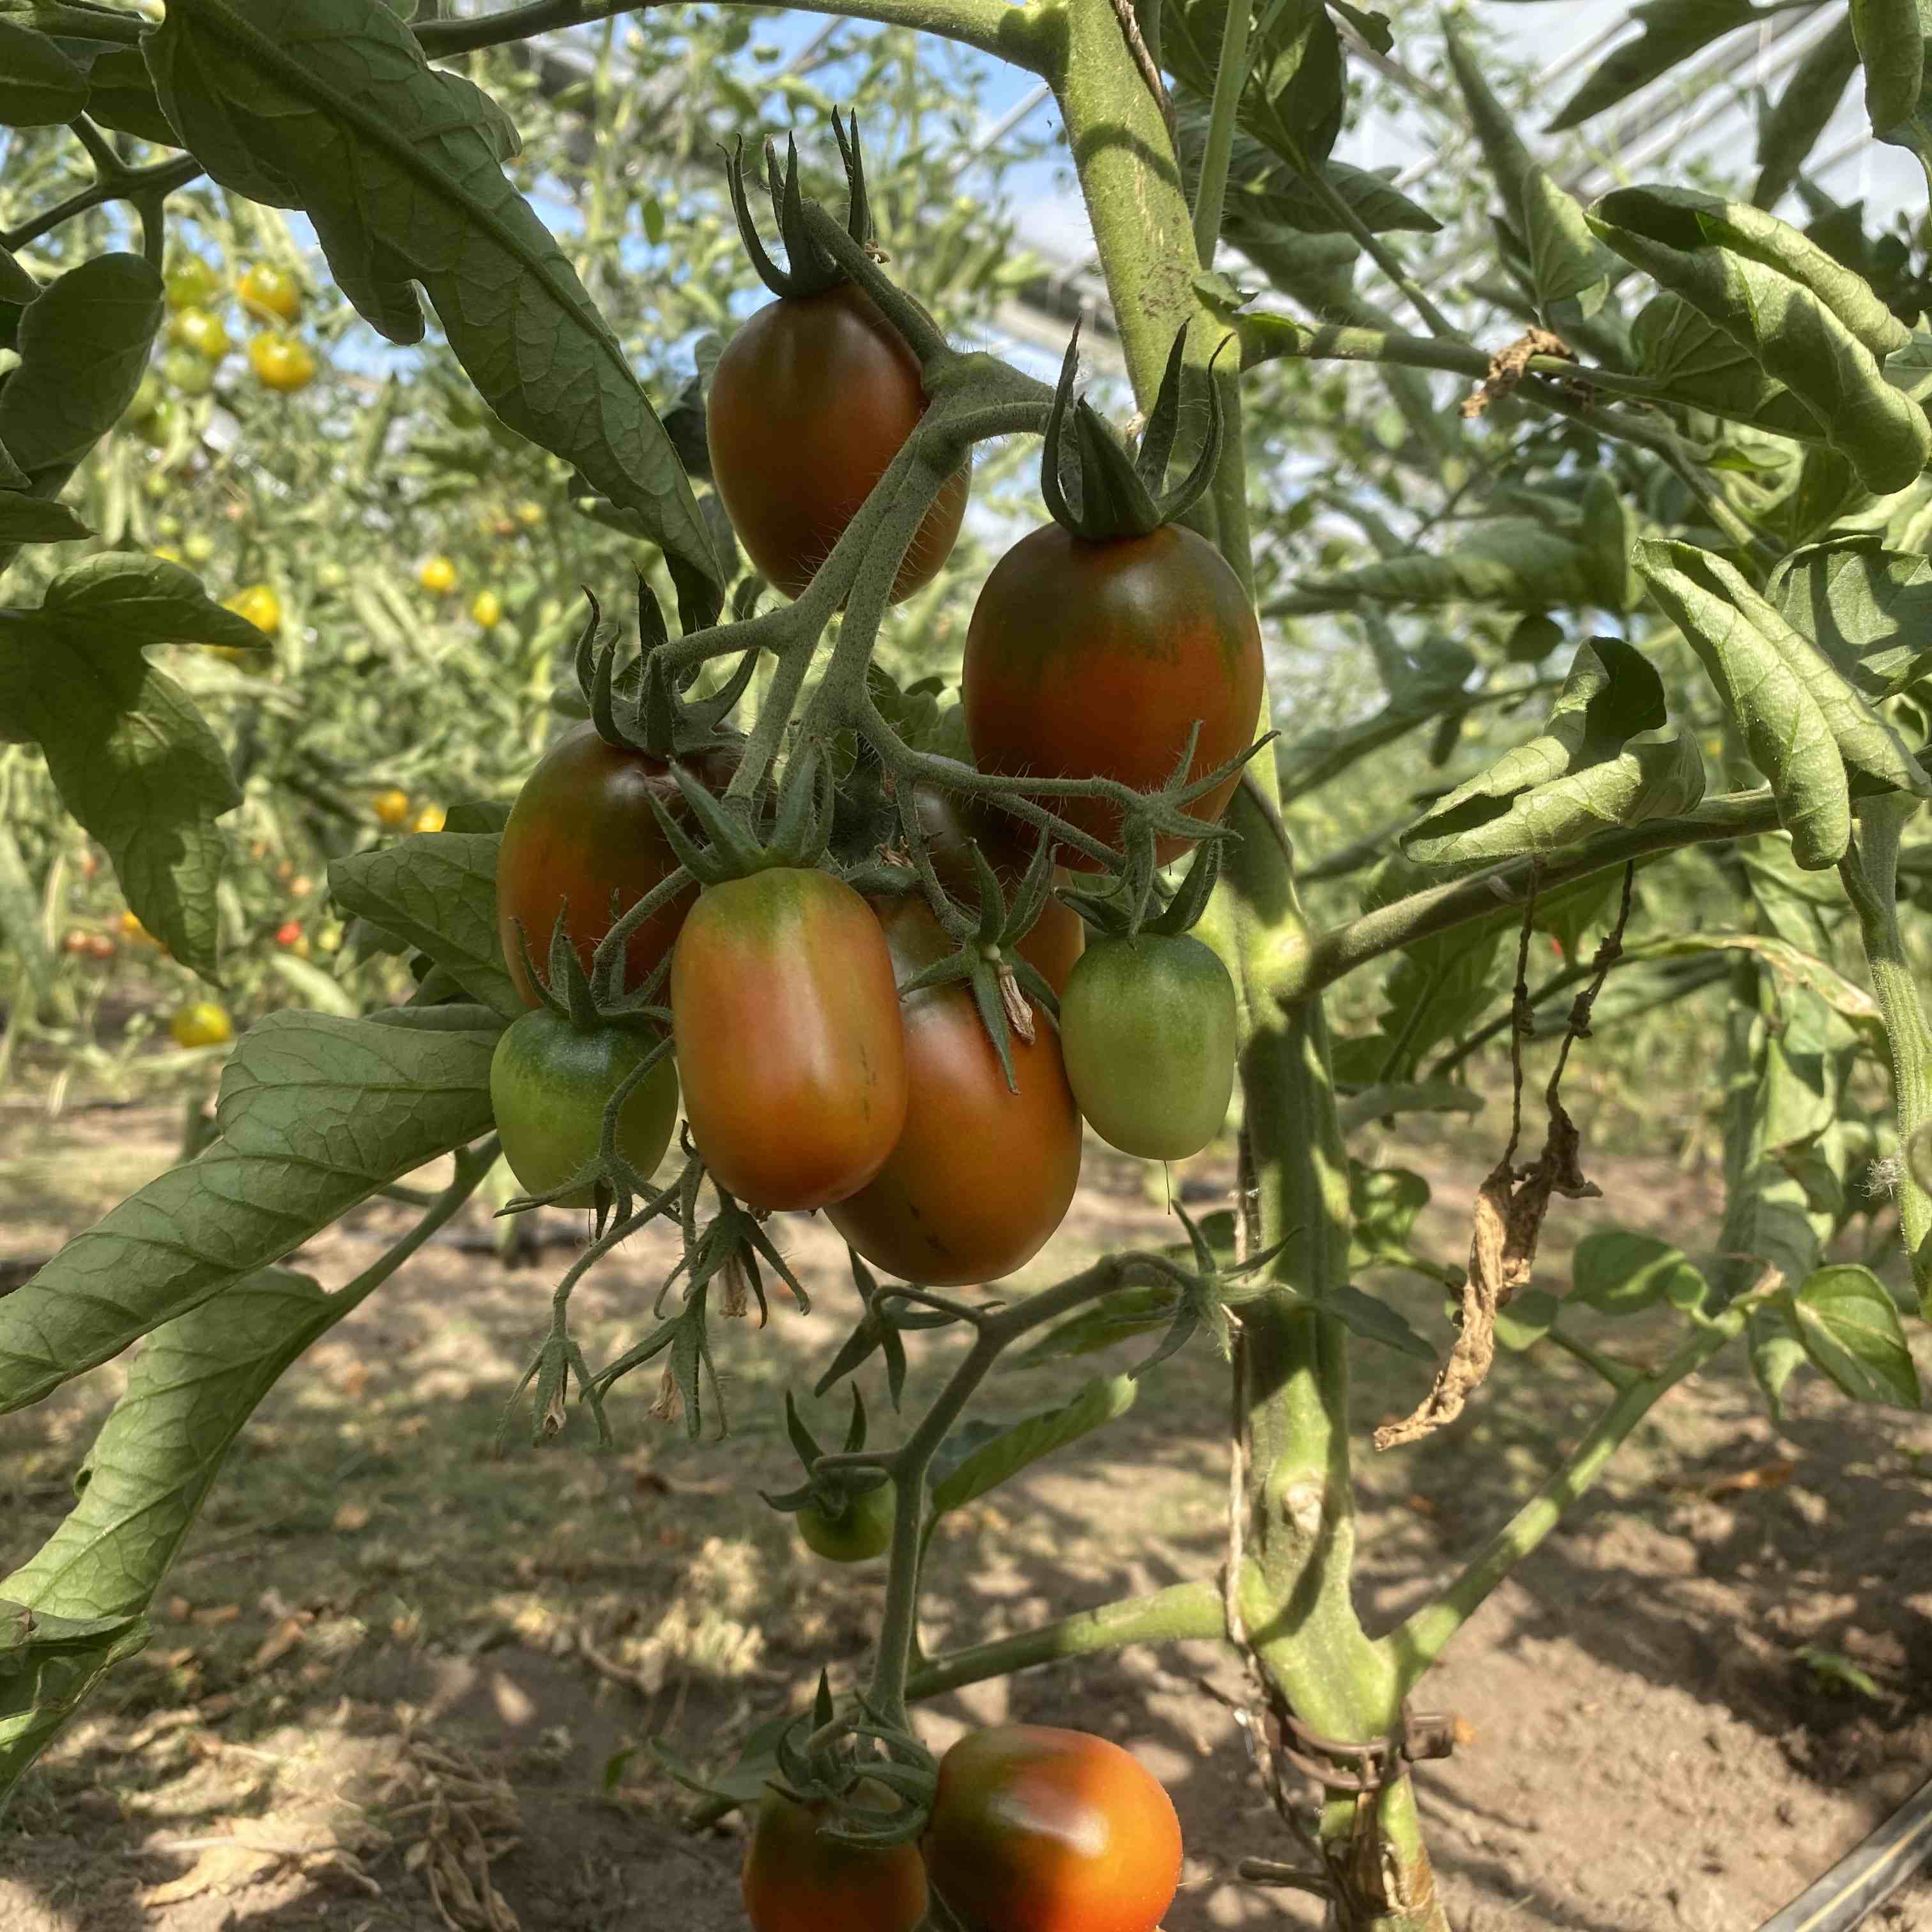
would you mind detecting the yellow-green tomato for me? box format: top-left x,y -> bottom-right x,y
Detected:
164,255 -> 222,312
489,1010 -> 679,1208
169,1001 -> 233,1049
1059,933 -> 1237,1161
238,263 -> 302,324
169,306 -> 231,362
795,1478 -> 896,1562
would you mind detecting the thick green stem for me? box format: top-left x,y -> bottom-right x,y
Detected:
1839,795 -> 1932,1315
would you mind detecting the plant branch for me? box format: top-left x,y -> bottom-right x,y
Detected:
906,1581 -> 1228,1700
1,155 -> 203,254
1191,0 -> 1252,270
1300,790 -> 1783,999
1384,1295 -> 1758,1689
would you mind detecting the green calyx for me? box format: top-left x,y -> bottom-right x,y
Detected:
509,869 -> 673,1030
1062,835 -> 1222,942
1040,320 -> 1225,541
573,578 -> 756,761
727,111 -> 871,301
650,739 -> 834,884
769,1673 -> 939,1846
760,1384 -> 888,1517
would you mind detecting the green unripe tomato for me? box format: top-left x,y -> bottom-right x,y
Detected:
1059,932 -> 1237,1161
162,349 -> 215,397
795,1478 -> 896,1562
489,1009 -> 679,1207
169,306 -> 232,362
164,255 -> 222,312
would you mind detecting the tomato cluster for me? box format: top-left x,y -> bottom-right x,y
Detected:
742,1725 -> 1181,1932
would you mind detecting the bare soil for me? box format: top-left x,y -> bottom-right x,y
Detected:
3,1097 -> 1930,1931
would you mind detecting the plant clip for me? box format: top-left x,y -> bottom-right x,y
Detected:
571,579 -> 755,762
648,739 -> 835,884
1041,319 -> 1227,540
760,1386 -> 889,1519
1062,832 -> 1223,943
726,110 -> 870,300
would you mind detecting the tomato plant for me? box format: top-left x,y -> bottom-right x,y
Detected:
742,1784 -> 927,1932
223,584 -> 282,636
826,898 -> 1080,1285
496,726 -> 739,1008
923,1725 -> 1182,1932
671,868 -> 907,1211
489,1010 -> 679,1207
162,254 -> 222,311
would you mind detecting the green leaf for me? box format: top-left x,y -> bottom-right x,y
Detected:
0,243 -> 36,307
1164,0 -> 1346,173
1571,1229 -> 1706,1316
68,44 -> 181,146
266,951 -> 359,1016
0,1012 -> 498,1417
148,0 -> 719,596
0,21 -> 89,125
1636,539 -> 1851,868
1018,1285 -> 1182,1363
1285,521 -> 1602,613
1495,1287 -> 1559,1351
1629,293 -> 1821,441
1749,1304 -> 1808,1418
1550,0 -> 1758,131
1796,1644 -> 1887,1701
1441,15 -> 1611,309
1402,637 -> 1704,866
0,556 -> 266,974
1850,0 -> 1928,134
1322,1282 -> 1438,1360
1767,535 -> 1932,697
1626,932 -> 1885,1047
1786,1264 -> 1921,1407
0,494 -> 91,544
1591,194 -> 1930,493
328,831 -> 516,1017
0,1607 -> 150,1816
1756,17 -> 1860,209
928,1374 -> 1137,1517
0,254 -> 162,575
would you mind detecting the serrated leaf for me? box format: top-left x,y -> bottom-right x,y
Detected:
0,556 -> 265,975
328,831 -> 515,1016
1850,0 -> 1928,134
148,0 -> 718,595
0,21 -> 88,125
1402,636 -> 1703,866
0,1012 -> 498,1417
1321,1282 -> 1437,1359
928,1374 -> 1137,1517
1786,1264 -> 1921,1407
1550,0 -> 1758,132
1756,17 -> 1860,208
1571,1229 -> 1706,1316
0,493 -> 91,544
1591,195 -> 1930,493
1636,539 -> 1852,869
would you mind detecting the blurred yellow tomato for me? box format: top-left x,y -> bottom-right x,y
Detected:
169,1001 -> 233,1049
471,590 -> 503,629
418,556 -> 457,595
373,788 -> 411,827
249,332 -> 318,393
224,584 -> 282,636
238,263 -> 302,324
411,805 -> 446,835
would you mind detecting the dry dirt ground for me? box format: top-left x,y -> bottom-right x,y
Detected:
3,1095 -> 1931,1932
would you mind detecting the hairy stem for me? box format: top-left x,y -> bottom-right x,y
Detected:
1839,794 -> 1932,1316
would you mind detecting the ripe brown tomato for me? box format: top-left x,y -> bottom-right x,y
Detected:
671,868 -> 907,1211
923,1724 -> 1182,1932
495,727 -> 739,1008
826,900 -> 1080,1286
962,522 -> 1264,868
741,1785 -> 927,1932
910,783 -> 1084,995
706,282 -> 969,604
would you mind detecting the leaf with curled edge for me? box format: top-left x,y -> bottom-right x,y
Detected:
147,0 -> 718,597
0,1013 -> 496,1418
